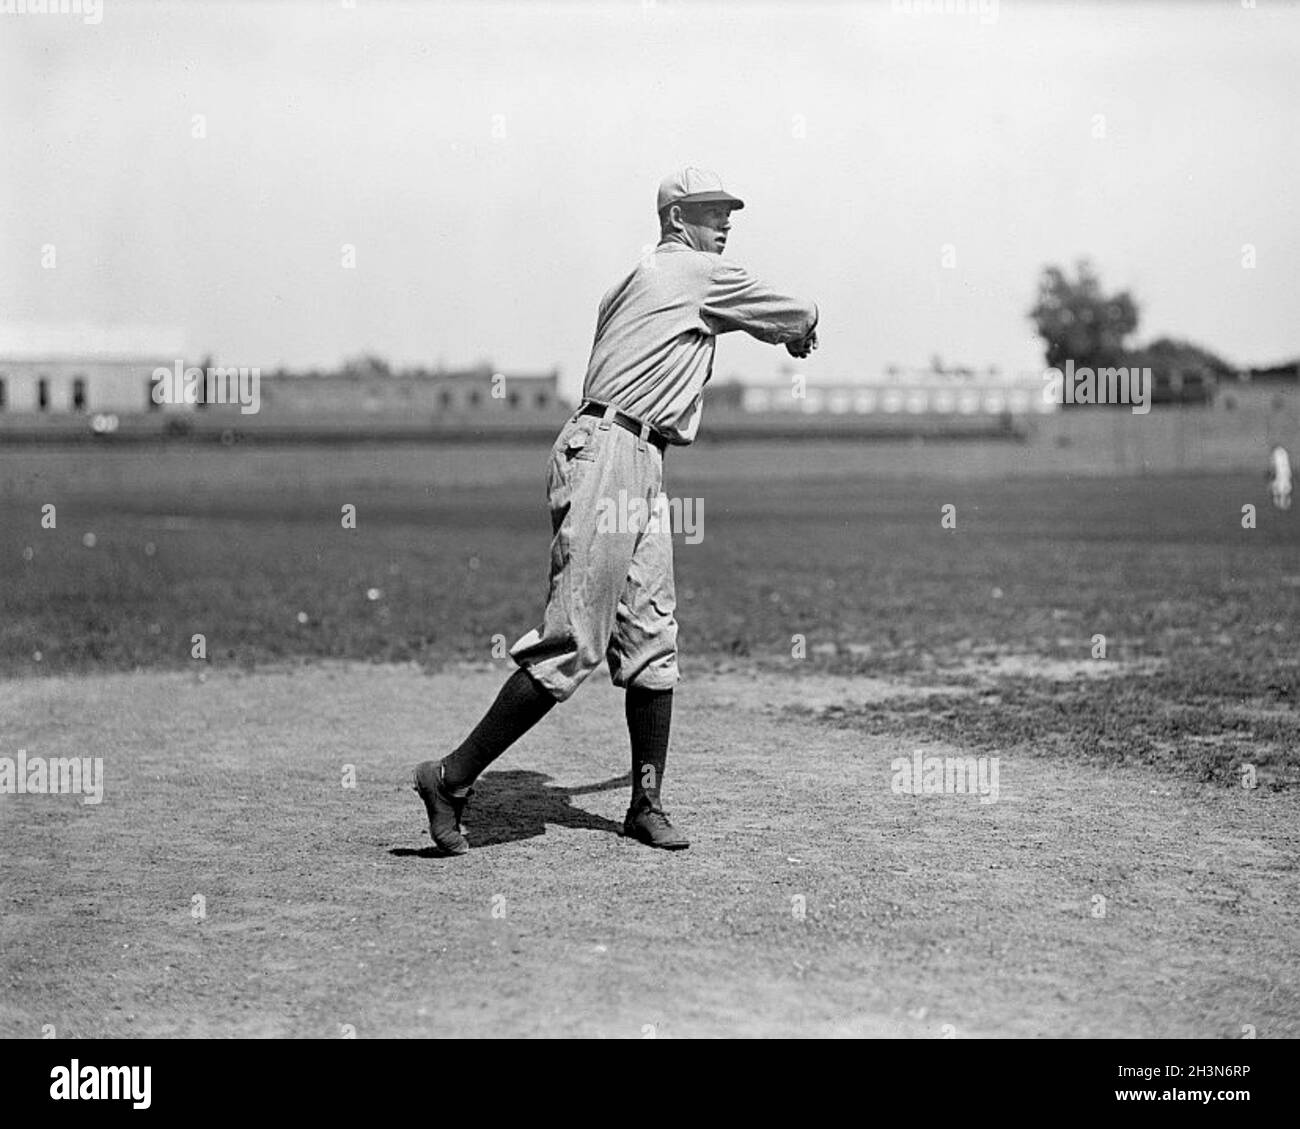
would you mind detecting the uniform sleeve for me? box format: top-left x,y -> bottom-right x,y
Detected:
699,260 -> 818,344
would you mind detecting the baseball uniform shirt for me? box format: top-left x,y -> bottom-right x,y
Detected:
510,241 -> 818,700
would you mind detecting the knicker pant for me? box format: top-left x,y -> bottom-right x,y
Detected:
510,404 -> 679,702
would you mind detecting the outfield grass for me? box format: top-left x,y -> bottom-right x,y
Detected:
1,443 -> 1296,787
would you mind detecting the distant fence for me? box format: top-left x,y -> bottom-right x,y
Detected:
0,406 -> 1024,445
0,410 -> 571,446
1,384 -> 1294,476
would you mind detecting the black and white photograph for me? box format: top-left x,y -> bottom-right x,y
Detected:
1,0 -> 1297,1079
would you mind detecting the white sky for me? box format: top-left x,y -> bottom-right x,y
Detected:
2,0 -> 1298,401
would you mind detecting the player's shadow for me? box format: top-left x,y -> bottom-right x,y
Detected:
391,769 -> 629,857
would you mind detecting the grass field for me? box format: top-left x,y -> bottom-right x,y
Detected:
3,443 -> 1297,786
2,440 -> 1298,1036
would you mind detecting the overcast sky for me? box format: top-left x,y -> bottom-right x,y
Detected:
3,0 -> 1298,399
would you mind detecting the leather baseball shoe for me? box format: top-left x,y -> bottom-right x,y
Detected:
623,806 -> 690,850
413,760 -> 471,856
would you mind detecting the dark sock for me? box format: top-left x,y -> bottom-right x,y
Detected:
441,668 -> 557,792
626,687 -> 673,812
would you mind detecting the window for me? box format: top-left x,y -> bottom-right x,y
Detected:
72,377 -> 87,412
508,390 -> 520,408
0,376 -> 6,411
37,378 -> 49,411
469,389 -> 482,408
535,391 -> 549,409
439,389 -> 453,409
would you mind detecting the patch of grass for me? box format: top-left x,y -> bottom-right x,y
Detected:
807,666 -> 1300,789
2,448 -> 1298,790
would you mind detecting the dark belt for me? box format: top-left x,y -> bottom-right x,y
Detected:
578,402 -> 668,451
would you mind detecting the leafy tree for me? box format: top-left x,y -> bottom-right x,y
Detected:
1140,337 -> 1234,380
1029,260 -> 1139,371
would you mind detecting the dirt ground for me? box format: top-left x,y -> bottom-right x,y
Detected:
2,660 -> 1295,1038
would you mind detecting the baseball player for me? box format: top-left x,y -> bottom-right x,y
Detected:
414,167 -> 819,853
1270,444 -> 1292,511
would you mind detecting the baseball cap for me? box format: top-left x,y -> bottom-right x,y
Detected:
656,167 -> 745,214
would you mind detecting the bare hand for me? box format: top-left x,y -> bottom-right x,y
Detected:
786,328 -> 818,359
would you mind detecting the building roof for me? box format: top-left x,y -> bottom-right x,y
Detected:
271,366 -> 557,383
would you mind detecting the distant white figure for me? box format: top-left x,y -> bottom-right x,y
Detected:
1270,445 -> 1292,511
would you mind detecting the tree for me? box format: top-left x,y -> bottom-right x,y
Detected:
1028,260 -> 1139,372
340,353 -> 392,379
1140,337 -> 1234,380
1128,337 -> 1232,406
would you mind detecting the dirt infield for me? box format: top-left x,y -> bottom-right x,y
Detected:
2,661 -> 1295,1038
2,444 -> 1297,1036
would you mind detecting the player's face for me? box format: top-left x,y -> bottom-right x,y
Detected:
677,202 -> 735,254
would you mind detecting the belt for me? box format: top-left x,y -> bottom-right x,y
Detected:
578,402 -> 668,451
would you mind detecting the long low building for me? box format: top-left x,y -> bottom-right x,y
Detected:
0,326 -> 189,414
0,328 -> 563,418
734,369 -> 1059,416
257,365 -> 561,415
